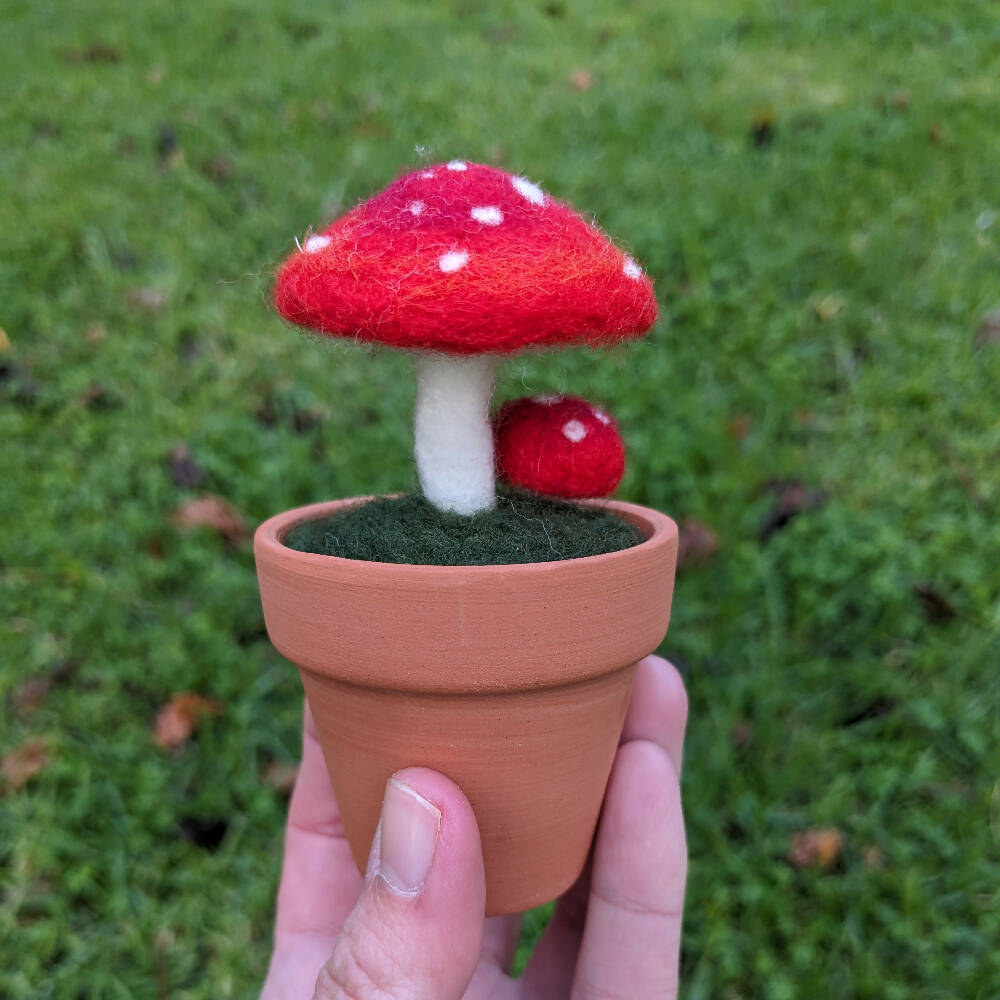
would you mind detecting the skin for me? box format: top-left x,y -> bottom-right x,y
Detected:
260,654 -> 688,1000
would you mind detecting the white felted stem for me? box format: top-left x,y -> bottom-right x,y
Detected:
413,353 -> 499,515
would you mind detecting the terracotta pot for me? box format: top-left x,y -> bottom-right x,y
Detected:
254,497 -> 678,915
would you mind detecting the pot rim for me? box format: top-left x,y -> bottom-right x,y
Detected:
254,496 -> 678,691
254,495 -> 673,576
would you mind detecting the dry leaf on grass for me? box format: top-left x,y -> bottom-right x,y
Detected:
262,760 -> 300,794
975,307 -> 1000,348
759,479 -> 828,540
677,518 -> 718,569
810,293 -> 844,321
913,582 -> 959,623
889,88 -> 911,111
171,495 -> 247,543
167,444 -> 204,488
789,827 -> 843,869
2,738 -> 50,791
83,323 -> 107,344
862,844 -> 886,869
728,413 -> 752,441
125,287 -> 167,312
154,693 -> 221,749
13,659 -> 79,718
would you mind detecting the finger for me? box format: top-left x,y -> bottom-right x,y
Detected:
522,656 -> 687,998
261,704 -> 363,998
571,740 -> 686,999
314,767 -> 486,1000
620,655 -> 688,774
461,915 -> 523,996
480,913 -> 523,972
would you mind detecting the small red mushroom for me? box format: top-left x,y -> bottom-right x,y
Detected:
274,161 -> 656,514
494,395 -> 626,499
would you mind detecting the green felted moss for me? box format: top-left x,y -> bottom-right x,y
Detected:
282,491 -> 643,565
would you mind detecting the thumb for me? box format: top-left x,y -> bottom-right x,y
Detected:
313,768 -> 486,1000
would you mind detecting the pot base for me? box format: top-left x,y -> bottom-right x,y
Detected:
301,662 -> 637,915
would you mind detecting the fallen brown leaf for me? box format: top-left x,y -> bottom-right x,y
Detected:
731,720 -> 753,750
913,582 -> 959,623
125,287 -> 167,312
168,444 -> 204,488
77,382 -> 113,409
810,293 -> 844,320
171,495 -> 248,543
200,156 -> 234,183
975,307 -> 1000,348
13,659 -> 79,718
862,844 -> 886,869
60,43 -> 121,63
789,827 -> 843,869
83,323 -> 107,344
759,479 -> 828,540
889,88 -> 911,111
728,413 -> 752,441
677,518 -> 719,569
750,109 -> 775,147
2,738 -> 50,791
154,693 -> 221,749
262,760 -> 300,794
569,68 -> 594,91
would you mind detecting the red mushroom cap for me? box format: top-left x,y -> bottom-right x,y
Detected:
494,395 -> 626,499
275,161 -> 657,355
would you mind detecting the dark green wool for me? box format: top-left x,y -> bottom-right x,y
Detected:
282,491 -> 642,566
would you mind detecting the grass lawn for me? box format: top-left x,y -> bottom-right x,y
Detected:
2,0 -> 999,996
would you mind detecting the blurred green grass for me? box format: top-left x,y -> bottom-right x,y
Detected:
2,0 -> 999,996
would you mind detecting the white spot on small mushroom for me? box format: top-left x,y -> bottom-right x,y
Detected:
304,235 -> 331,253
511,175 -> 546,206
470,205 -> 503,225
623,256 -> 643,280
407,200 -> 426,216
533,394 -> 563,405
420,170 -> 435,179
592,408 -> 611,425
562,419 -> 588,443
438,250 -> 470,273
446,160 -> 468,171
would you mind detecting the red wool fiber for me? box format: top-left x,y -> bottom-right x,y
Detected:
274,161 -> 657,355
494,395 -> 626,499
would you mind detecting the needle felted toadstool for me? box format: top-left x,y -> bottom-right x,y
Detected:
274,160 -> 656,515
494,394 -> 626,499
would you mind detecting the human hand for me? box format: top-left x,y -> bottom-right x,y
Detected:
260,654 -> 688,999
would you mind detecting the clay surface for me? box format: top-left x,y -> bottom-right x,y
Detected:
255,497 -> 678,914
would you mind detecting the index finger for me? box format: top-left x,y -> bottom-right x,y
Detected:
272,702 -> 364,944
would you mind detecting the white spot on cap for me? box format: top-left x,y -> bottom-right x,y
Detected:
304,235 -> 331,253
470,205 -> 503,225
446,160 -> 467,171
592,408 -> 611,425
407,200 -> 426,216
533,394 -> 563,405
420,170 -> 435,179
562,419 -> 587,443
623,256 -> 642,279
511,175 -> 545,206
438,250 -> 469,273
